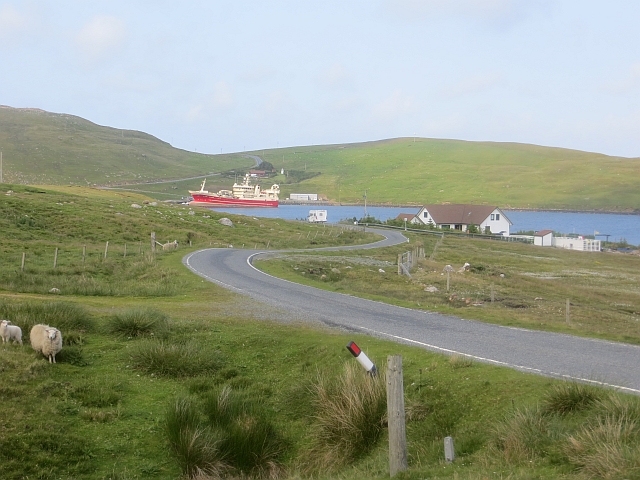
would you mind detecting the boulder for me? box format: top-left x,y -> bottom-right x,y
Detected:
219,218 -> 234,227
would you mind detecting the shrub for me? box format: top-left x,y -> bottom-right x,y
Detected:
128,340 -> 224,377
107,308 -> 170,338
543,381 -> 604,414
449,354 -> 474,369
0,300 -> 93,333
304,363 -> 387,471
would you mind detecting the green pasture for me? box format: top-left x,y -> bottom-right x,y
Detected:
256,138 -> 640,211
2,186 -> 640,479
0,107 -> 251,186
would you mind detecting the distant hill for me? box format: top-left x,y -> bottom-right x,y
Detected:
2,106 -> 640,211
0,106 -> 251,186
259,138 -> 640,212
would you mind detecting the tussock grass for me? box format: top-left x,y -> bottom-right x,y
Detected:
489,406 -> 555,464
303,363 -> 387,472
449,354 -> 474,369
0,299 -> 93,333
166,397 -> 224,478
543,381 -> 604,414
564,415 -> 640,478
107,308 -> 170,338
129,339 -> 224,377
167,389 -> 286,479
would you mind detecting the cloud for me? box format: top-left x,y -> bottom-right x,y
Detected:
603,63 -> 640,94
441,72 -> 503,98
75,15 -> 127,62
0,4 -> 30,39
371,89 -> 415,121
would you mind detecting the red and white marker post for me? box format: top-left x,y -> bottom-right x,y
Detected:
346,341 -> 377,375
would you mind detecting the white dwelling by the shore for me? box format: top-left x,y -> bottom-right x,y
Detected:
534,230 -> 601,251
412,204 -> 512,236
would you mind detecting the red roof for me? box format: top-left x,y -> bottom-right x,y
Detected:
535,230 -> 554,236
396,213 -> 415,221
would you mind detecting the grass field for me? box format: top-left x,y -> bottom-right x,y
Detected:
0,106 -> 252,186
4,106 -> 640,211
2,186 -> 640,479
255,139 -> 640,211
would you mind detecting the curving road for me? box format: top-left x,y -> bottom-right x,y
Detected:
183,228 -> 640,394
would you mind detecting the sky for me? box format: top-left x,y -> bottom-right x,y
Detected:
1,1 -> 640,157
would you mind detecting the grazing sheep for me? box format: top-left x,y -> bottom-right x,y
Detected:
162,240 -> 179,251
0,320 -> 23,345
30,324 -> 63,363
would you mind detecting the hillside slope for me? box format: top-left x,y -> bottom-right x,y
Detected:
0,106 -> 251,185
259,138 -> 640,211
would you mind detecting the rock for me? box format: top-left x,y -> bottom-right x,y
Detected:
131,203 -> 142,209
188,210 -> 195,215
49,288 -> 61,294
219,218 -> 234,227
149,202 -> 158,207
379,268 -> 385,273
331,268 -> 340,273
424,286 -> 439,293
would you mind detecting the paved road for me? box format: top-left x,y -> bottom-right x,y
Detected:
183,228 -> 640,394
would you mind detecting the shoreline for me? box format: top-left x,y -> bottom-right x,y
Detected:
278,200 -> 640,216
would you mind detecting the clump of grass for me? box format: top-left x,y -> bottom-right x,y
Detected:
449,354 -> 474,369
0,299 -> 94,333
129,340 -> 224,377
543,381 -> 604,414
107,308 -> 170,338
489,406 -> 554,464
166,397 -> 224,478
166,389 -> 286,479
304,363 -> 387,471
564,414 -> 640,477
203,386 -> 286,478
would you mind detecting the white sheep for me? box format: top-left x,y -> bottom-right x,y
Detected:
0,320 -> 23,345
30,324 -> 63,363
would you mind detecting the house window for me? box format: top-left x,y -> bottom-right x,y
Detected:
455,224 -> 462,230
490,214 -> 495,221
496,214 -> 500,221
442,225 -> 450,230
423,212 -> 428,218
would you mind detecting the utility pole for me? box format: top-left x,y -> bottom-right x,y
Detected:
364,190 -> 368,219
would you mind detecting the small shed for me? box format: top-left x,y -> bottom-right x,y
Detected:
534,230 -> 554,247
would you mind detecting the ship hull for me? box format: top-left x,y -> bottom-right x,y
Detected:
189,193 -> 278,207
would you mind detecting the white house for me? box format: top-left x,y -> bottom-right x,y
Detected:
552,236 -> 601,252
413,204 -> 512,236
534,230 -> 554,246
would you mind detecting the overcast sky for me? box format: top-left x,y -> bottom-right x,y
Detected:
1,1 -> 639,157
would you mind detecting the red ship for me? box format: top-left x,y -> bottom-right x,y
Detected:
189,175 -> 279,207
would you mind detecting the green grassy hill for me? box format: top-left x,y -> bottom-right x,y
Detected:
260,138 -> 640,212
3,106 -> 640,211
0,106 -> 252,186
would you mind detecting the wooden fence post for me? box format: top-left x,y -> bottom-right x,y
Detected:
151,232 -> 156,254
398,254 -> 402,275
53,247 -> 58,268
21,252 -> 25,271
491,284 -> 495,303
104,241 -> 109,259
566,299 -> 570,324
124,243 -> 127,258
387,355 -> 407,477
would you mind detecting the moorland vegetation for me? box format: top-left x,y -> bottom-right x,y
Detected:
1,183 -> 640,479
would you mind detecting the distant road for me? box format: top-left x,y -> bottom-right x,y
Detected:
183,228 -> 640,395
100,154 -> 263,190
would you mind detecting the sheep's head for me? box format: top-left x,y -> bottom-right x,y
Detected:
46,328 -> 58,340
0,320 -> 10,327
